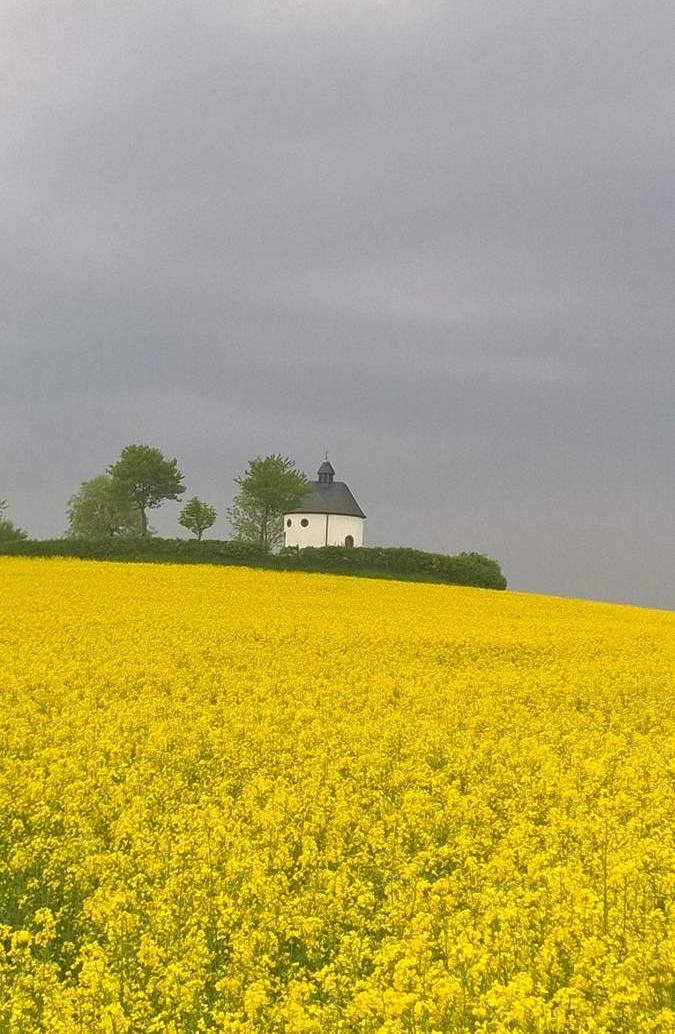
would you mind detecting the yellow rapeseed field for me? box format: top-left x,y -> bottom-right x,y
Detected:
0,557 -> 673,1034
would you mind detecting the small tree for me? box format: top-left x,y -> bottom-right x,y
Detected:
66,476 -> 144,538
0,499 -> 27,543
108,444 -> 185,536
228,455 -> 310,553
178,497 -> 217,540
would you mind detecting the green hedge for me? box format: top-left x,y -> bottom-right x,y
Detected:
0,537 -> 265,563
0,538 -> 506,589
275,545 -> 507,589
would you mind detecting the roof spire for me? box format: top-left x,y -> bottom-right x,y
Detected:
317,456 -> 335,484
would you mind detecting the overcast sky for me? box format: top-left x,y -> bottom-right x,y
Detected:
2,1 -> 673,608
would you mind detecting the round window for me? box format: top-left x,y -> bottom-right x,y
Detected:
286,518 -> 292,527
300,518 -> 309,527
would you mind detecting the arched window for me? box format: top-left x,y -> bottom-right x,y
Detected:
344,534 -> 354,548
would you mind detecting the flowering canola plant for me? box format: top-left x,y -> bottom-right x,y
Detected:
0,557 -> 673,1034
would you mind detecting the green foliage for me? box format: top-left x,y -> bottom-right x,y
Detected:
228,455 -> 310,553
0,498 -> 27,544
178,497 -> 217,540
66,476 -> 144,538
0,538 -> 264,563
277,545 -> 507,589
0,537 -> 506,589
108,444 -> 185,535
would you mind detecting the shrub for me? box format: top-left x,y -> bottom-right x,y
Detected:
275,545 -> 506,588
0,538 -> 265,564
0,538 -> 506,589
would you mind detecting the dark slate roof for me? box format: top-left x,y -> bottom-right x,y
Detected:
285,481 -> 366,518
318,459 -> 335,476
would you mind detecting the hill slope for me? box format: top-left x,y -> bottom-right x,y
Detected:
1,558 -> 673,1033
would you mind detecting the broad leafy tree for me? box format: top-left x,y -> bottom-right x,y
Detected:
0,499 -> 27,543
108,444 -> 185,536
66,476 -> 144,538
228,455 -> 309,553
178,497 -> 217,540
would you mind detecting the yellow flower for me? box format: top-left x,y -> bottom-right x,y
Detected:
0,556 -> 672,1033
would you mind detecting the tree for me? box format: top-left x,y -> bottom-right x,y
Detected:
0,499 -> 27,543
66,476 -> 144,538
108,444 -> 185,536
178,497 -> 217,540
228,455 -> 310,553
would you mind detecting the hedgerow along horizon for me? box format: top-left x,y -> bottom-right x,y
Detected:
0,537 -> 508,590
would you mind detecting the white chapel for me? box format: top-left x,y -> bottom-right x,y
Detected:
283,459 -> 366,549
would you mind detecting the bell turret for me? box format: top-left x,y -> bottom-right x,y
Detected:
317,459 -> 335,485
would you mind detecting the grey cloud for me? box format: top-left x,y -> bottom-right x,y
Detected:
1,0 -> 673,607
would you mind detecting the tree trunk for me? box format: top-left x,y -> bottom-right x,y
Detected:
261,507 -> 270,553
140,508 -> 148,536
